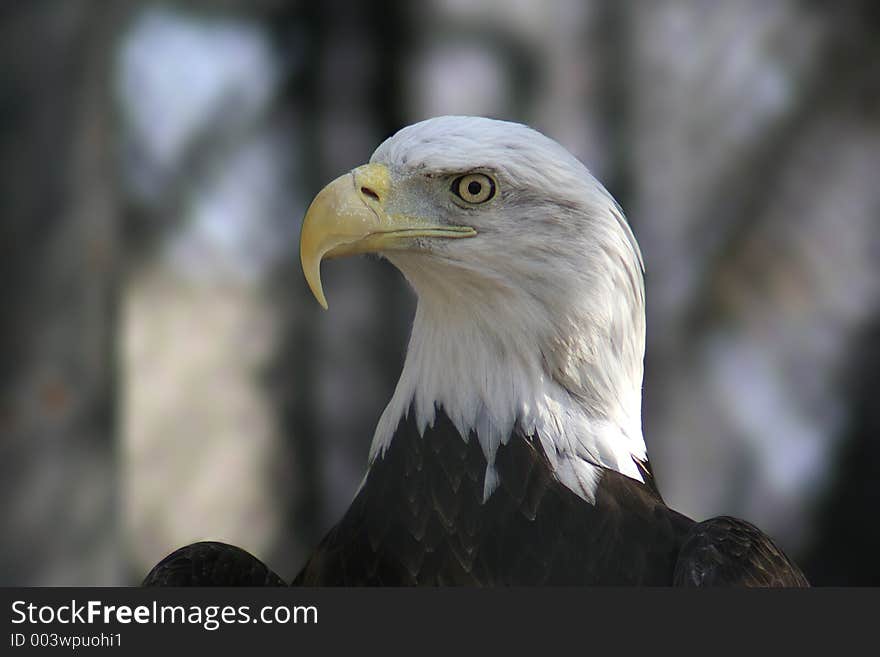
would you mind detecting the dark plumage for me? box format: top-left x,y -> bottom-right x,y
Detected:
142,541 -> 285,587
674,517 -> 810,587
293,408 -> 808,586
145,408 -> 808,586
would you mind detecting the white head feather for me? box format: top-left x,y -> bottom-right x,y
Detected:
368,116 -> 647,502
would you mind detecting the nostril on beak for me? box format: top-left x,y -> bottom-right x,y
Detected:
360,186 -> 380,202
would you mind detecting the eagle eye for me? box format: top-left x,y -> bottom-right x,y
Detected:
452,173 -> 496,204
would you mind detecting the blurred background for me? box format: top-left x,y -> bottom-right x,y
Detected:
1,0 -> 878,586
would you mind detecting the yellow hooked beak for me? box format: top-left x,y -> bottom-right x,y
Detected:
300,162 -> 476,309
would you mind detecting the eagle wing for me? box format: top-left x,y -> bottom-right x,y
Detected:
673,516 -> 809,587
142,541 -> 286,586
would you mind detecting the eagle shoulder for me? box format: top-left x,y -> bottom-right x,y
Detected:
673,516 -> 809,587
142,541 -> 286,586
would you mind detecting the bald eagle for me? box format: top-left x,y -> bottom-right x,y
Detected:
144,116 -> 808,587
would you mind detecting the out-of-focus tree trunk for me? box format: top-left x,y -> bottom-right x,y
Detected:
120,2 -> 301,582
0,0 -> 126,585
802,317 -> 880,585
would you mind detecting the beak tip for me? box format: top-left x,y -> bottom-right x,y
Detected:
305,271 -> 329,310
301,254 -> 330,310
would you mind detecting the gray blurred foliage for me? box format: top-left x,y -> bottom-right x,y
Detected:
1,0 -> 878,585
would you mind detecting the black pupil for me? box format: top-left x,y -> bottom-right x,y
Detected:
467,180 -> 482,196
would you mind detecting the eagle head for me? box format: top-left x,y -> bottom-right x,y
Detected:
300,116 -> 648,501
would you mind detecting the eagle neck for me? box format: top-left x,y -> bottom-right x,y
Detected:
369,259 -> 648,503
